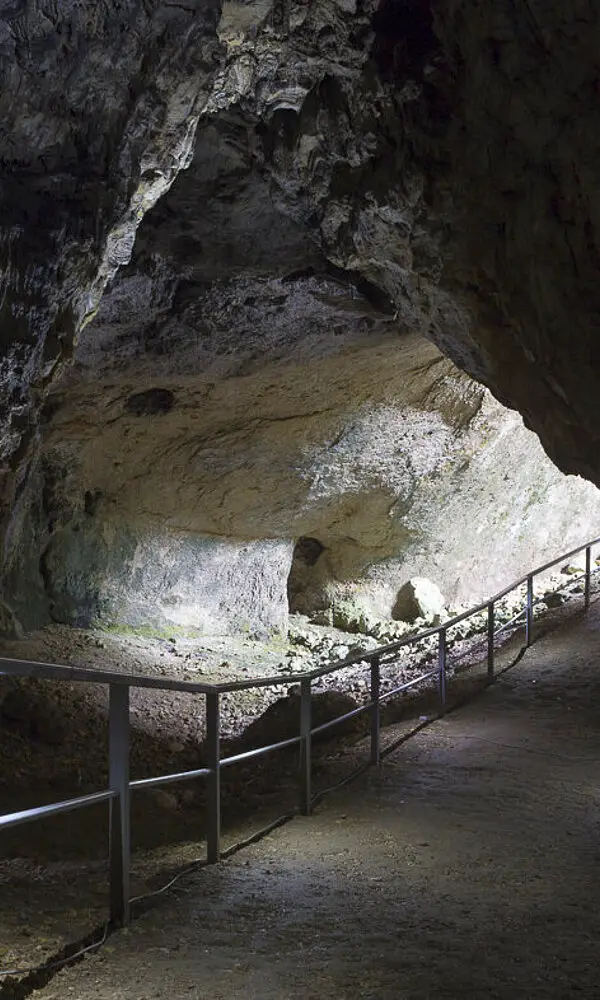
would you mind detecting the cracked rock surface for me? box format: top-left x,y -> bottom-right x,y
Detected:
0,0 -> 222,629
1,0 -> 600,638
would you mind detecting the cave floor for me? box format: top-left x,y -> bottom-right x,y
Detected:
21,599 -> 600,999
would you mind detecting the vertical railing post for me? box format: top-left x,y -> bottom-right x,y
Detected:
487,603 -> 495,680
438,629 -> 447,712
585,546 -> 591,610
370,657 -> 381,766
526,574 -> 534,646
109,684 -> 130,927
206,691 -> 221,865
299,678 -> 312,816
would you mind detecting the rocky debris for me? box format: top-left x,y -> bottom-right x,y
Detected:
392,578 -> 446,625
368,619 -> 413,644
561,564 -> 584,576
0,561 -> 594,795
330,601 -> 379,637
149,789 -> 179,811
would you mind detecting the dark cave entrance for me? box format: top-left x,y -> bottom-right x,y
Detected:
287,537 -> 327,614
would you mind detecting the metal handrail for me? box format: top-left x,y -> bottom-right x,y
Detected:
0,533 -> 599,933
0,790 -> 117,831
4,535 -> 597,695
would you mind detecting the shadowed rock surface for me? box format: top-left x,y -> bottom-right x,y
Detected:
0,0 -> 222,630
1,1 -> 600,638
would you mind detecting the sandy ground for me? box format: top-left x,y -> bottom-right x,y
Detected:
8,598 -> 600,999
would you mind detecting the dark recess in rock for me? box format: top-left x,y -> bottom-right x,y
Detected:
84,490 -> 102,517
288,537 -> 327,614
125,388 -> 176,417
295,537 -> 326,567
372,0 -> 436,81
326,263 -> 398,316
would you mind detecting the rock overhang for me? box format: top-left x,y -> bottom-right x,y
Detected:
2,0 -> 600,636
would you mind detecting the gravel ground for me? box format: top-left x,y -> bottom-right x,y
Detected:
13,595 -> 600,1000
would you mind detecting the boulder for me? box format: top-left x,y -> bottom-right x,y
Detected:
393,578 -> 446,625
561,564 -> 583,576
543,591 -> 567,609
150,789 -> 179,811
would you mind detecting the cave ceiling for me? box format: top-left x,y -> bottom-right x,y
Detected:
55,0 -> 600,483
1,0 -> 600,604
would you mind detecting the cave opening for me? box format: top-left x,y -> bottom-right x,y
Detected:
287,536 -> 327,615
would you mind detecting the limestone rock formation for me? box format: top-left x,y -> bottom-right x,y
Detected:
392,578 -> 445,625
22,327 -> 600,637
0,0 -> 222,627
2,1 -> 600,640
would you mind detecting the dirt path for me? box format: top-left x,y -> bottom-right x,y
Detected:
19,603 -> 600,999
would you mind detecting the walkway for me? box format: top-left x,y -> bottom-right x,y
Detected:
31,605 -> 600,999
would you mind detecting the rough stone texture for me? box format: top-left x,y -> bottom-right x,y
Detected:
2,0 -> 600,638
40,528 -> 292,637
28,330 -> 600,635
392,577 -> 445,624
0,0 -> 222,612
193,0 -> 600,483
419,1 -> 600,483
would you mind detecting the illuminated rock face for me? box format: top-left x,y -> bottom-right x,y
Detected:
2,1 -> 600,635
24,326 -> 600,636
0,1 -> 222,631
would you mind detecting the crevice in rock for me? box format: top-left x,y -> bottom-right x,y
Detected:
287,537 -> 328,615
371,0 -> 437,82
125,388 -> 176,417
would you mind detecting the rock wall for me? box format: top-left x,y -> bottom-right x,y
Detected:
418,1 -> 600,483
41,527 -> 292,638
0,0 -> 222,627
198,0 -> 600,485
2,0 -> 600,638
23,327 -> 600,637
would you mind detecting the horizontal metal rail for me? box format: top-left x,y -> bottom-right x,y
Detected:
0,790 -> 117,831
377,666 -> 441,705
220,735 -> 302,768
0,533 -> 598,938
0,657 -> 215,693
310,701 -> 372,737
130,766 -> 211,790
